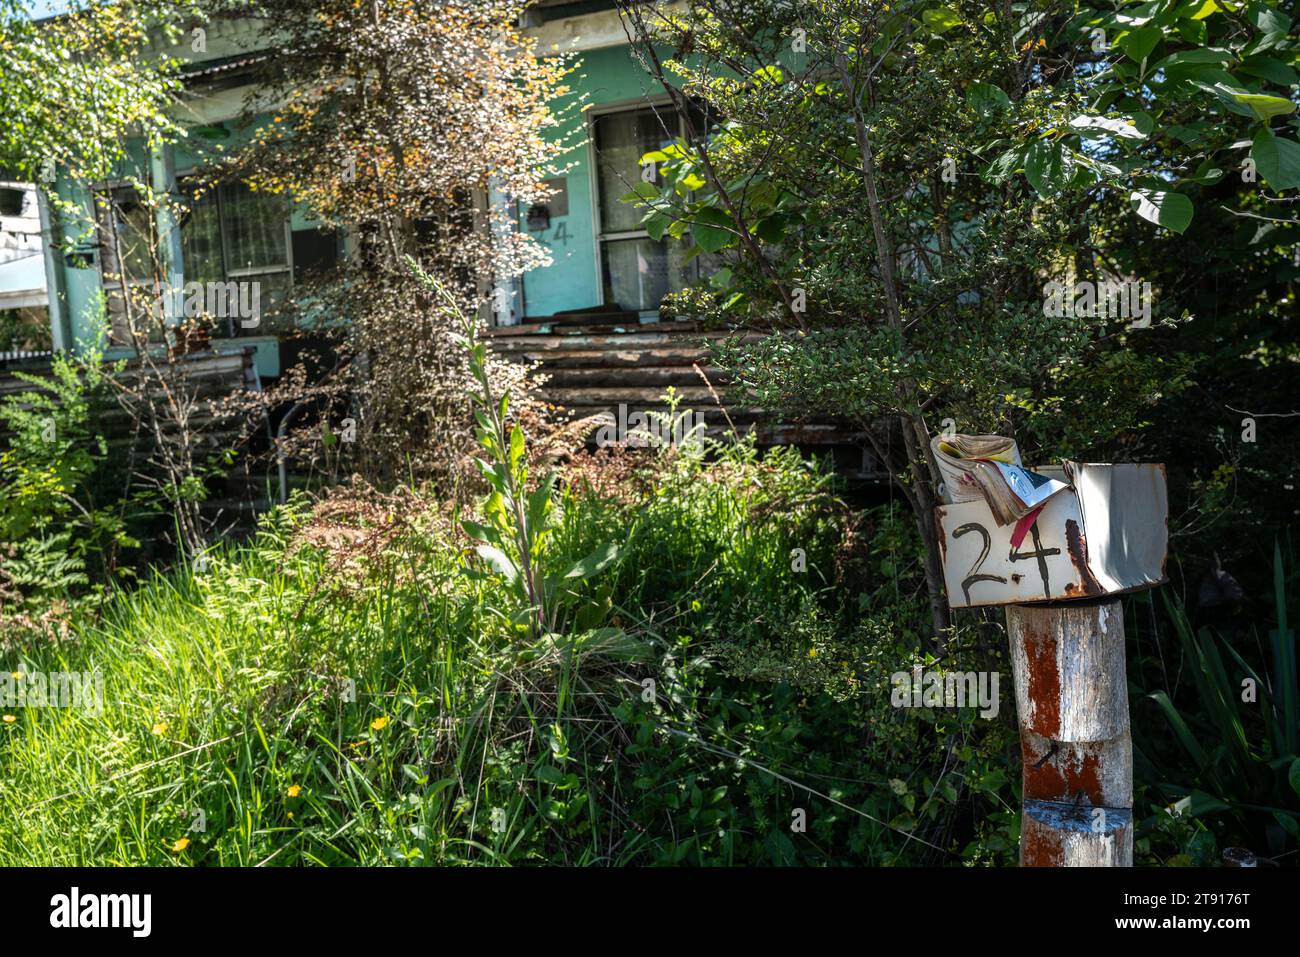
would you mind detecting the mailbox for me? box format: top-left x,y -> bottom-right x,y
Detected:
935,463 -> 1168,608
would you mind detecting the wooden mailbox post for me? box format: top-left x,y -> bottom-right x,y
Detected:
935,462 -> 1169,866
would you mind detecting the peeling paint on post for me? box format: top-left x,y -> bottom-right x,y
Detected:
934,454 -> 1165,866
1007,600 -> 1133,866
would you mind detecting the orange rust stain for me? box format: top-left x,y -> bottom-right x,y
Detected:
1064,519 -> 1104,596
1021,741 -> 1104,805
1023,630 -> 1061,737
1074,751 -> 1103,805
1021,739 -> 1065,802
1021,824 -> 1064,867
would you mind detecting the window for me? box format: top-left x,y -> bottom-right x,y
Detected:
592,105 -> 712,316
93,184 -> 158,344
180,180 -> 293,335
0,187 -> 25,217
95,185 -> 155,285
93,179 -> 294,343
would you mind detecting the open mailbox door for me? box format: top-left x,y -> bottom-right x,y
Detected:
935,463 -> 1168,608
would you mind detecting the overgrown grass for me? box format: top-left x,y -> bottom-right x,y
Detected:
1,495 -> 631,865
0,441 -> 1022,866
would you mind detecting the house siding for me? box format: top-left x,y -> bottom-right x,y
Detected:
520,42 -> 671,319
41,9 -> 667,370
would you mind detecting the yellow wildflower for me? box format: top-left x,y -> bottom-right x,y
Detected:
370,716 -> 389,732
2,715 -> 15,724
171,838 -> 190,853
287,784 -> 302,798
152,721 -> 169,735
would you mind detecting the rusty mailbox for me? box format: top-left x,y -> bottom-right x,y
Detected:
935,462 -> 1168,609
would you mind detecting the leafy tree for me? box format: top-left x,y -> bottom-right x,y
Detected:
1059,1 -> 1300,578
0,0 -> 184,184
617,0 -> 1297,640
204,0 -> 576,484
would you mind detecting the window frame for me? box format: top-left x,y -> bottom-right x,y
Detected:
91,179 -> 163,345
175,169 -> 295,337
586,98 -> 709,318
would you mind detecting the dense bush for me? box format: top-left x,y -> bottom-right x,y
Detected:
3,376 -> 1292,865
0,348 -> 140,639
0,433 -> 1025,865
1128,545 -> 1300,865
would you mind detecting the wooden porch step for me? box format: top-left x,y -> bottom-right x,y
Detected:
540,365 -> 731,388
489,322 -> 870,452
502,345 -> 714,367
487,330 -> 748,354
482,319 -> 711,338
538,385 -> 736,407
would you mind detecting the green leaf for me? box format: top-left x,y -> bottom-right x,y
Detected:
966,81 -> 1011,117
1166,123 -> 1208,146
1289,757 -> 1300,798
535,765 -> 566,785
921,6 -> 962,34
1024,141 -> 1073,194
983,144 -> 1024,182
1070,114 -> 1145,140
1176,17 -> 1208,45
1248,4 -> 1291,34
476,544 -> 520,585
1175,790 -> 1232,818
690,206 -> 734,254
1185,157 -> 1225,185
461,520 -> 497,543
1232,92 -> 1297,122
1118,25 -> 1161,63
1156,48 -> 1233,71
1252,128 -> 1300,190
1238,55 -> 1300,87
563,541 -> 620,580
474,457 -> 503,488
644,210 -> 671,242
753,214 -> 788,243
618,181 -> 660,203
525,472 -> 557,539
1130,188 -> 1194,232
1275,810 -> 1300,840
508,423 -> 525,471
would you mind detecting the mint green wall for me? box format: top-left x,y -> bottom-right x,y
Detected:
521,43 -> 666,319
53,140 -> 149,354
52,120 -> 298,378
48,41 -> 659,364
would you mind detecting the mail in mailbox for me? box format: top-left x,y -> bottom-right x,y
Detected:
935,463 -> 1168,609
